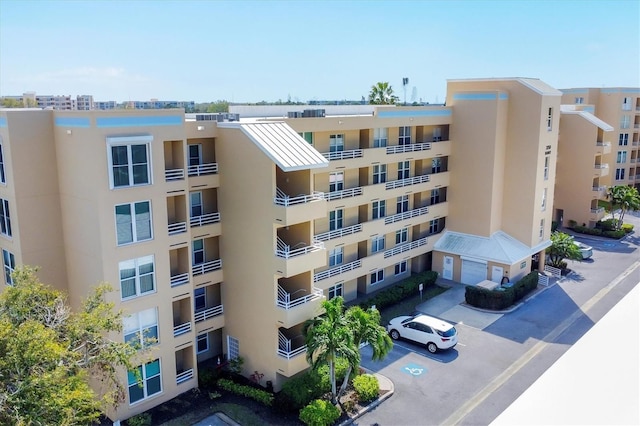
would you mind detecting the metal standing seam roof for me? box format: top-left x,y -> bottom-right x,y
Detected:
433,230 -> 551,264
560,106 -> 614,131
218,121 -> 329,172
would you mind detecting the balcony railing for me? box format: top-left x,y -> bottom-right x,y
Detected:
274,188 -> 325,206
592,186 -> 606,193
590,207 -> 605,214
165,169 -> 185,181
594,164 -> 609,169
277,286 -> 323,309
314,223 -> 363,242
190,212 -> 220,227
176,368 -> 194,385
321,149 -> 363,161
194,304 -> 224,323
168,222 -> 187,235
170,272 -> 189,287
188,163 -> 218,177
173,321 -> 192,337
386,142 -> 432,154
383,236 -> 429,259
324,187 -> 363,201
314,259 -> 361,282
276,237 -> 324,258
278,332 -> 306,359
385,174 -> 430,190
192,259 -> 222,276
384,206 -> 429,225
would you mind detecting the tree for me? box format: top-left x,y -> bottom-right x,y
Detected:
0,266 -> 139,425
368,82 -> 399,105
546,232 -> 582,268
606,185 -> 640,229
303,297 -> 360,403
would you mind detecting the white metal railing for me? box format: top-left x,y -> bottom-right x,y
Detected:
194,304 -> 224,323
176,368 -> 194,384
590,207 -> 605,214
314,259 -> 361,282
188,163 -> 218,177
168,222 -> 187,235
274,188 -> 325,206
594,164 -> 609,169
314,224 -> 363,242
324,187 -> 363,201
170,272 -> 189,287
385,174 -> 430,190
544,264 -> 561,278
192,259 -> 222,276
321,149 -> 363,161
538,273 -> 550,287
277,286 -> 322,309
165,169 -> 185,181
592,186 -> 606,192
386,142 -> 432,154
173,321 -> 192,337
383,237 -> 428,259
384,206 -> 429,225
277,331 -> 307,359
190,212 -> 220,227
275,237 -> 324,258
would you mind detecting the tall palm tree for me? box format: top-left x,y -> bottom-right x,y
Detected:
607,185 -> 640,229
368,82 -> 399,105
303,297 -> 360,403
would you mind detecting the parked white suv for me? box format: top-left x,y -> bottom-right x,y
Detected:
387,314 -> 458,353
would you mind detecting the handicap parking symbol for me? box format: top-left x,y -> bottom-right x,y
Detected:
402,363 -> 426,376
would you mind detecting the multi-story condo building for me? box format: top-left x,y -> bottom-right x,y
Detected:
555,88 -> 640,227
0,77 -> 561,423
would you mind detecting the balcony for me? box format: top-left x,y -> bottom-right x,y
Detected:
386,142 -> 431,155
164,140 -> 185,184
168,221 -> 187,236
322,149 -> 364,161
383,236 -> 429,259
190,212 -> 220,227
173,297 -> 193,342
590,207 -> 606,222
194,304 -> 224,323
276,286 -> 323,328
594,163 -> 609,177
384,206 -> 429,225
314,259 -> 362,283
385,174 -> 430,190
165,169 -> 185,181
188,163 -> 218,177
596,141 -> 612,155
176,368 -> 194,385
276,329 -> 308,377
275,238 -> 325,277
192,259 -> 222,276
274,189 -> 327,226
314,223 -> 363,242
170,272 -> 189,288
592,186 -> 607,198
324,187 -> 363,202
175,346 -> 195,386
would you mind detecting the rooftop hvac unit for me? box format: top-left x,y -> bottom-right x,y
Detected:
302,109 -> 325,118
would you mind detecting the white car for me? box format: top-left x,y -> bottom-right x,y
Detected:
574,241 -> 593,259
387,314 -> 458,353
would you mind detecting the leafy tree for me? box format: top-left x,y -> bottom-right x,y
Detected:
368,82 -> 399,105
0,266 -> 138,425
606,185 -> 640,229
546,232 -> 582,268
206,100 -> 230,113
303,297 -> 360,403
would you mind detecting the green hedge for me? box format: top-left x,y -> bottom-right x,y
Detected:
464,271 -> 538,310
217,378 -> 274,406
358,271 -> 439,310
299,399 -> 341,426
573,224 -> 627,239
352,374 -> 379,403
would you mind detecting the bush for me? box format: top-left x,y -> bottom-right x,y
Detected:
465,271 -> 538,310
603,229 -> 626,239
622,223 -> 634,234
126,413 -> 152,426
568,219 -> 577,228
217,378 -> 273,406
352,374 -> 379,403
358,271 -> 439,310
299,399 -> 341,426
597,218 -> 617,231
198,366 -> 219,389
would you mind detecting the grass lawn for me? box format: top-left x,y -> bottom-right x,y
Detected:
378,285 -> 449,325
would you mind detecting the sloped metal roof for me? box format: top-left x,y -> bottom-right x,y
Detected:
433,230 -> 551,264
219,121 -> 328,172
560,106 -> 614,131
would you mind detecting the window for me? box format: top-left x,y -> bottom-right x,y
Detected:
328,283 -> 343,300
617,151 -> 627,163
539,219 -> 545,240
619,133 -> 629,146
197,333 -> 209,354
193,239 -> 205,265
398,161 -> 410,179
396,195 -> 409,214
329,209 -> 343,231
622,97 -> 631,110
615,168 -> 625,180
124,308 -> 158,349
396,228 -> 408,244
373,128 -> 388,147
541,188 -> 547,211
430,219 -> 440,234
399,126 -> 411,145
0,199 -> 11,237
620,116 -> 630,129
190,192 -> 203,218
371,235 -> 385,253
0,143 -> 5,184
372,200 -> 385,219
108,139 -> 151,188
329,172 -> 344,192
3,249 -> 15,286
431,158 -> 442,173
370,269 -> 384,285
189,144 -> 202,166
329,247 -> 343,267
299,132 -> 313,144
546,107 -> 553,131
119,255 -> 155,299
544,155 -> 550,180
575,97 -> 584,104
373,164 -> 387,184
433,127 -> 442,141
115,201 -> 152,245
128,359 -> 162,404
395,261 -> 407,276
227,336 -> 240,360
430,189 -> 440,205
329,134 -> 344,152
194,287 -> 206,311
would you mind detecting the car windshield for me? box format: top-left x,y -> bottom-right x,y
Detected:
436,327 -> 456,338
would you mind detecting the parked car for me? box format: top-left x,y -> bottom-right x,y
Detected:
387,314 -> 457,353
574,241 -> 593,259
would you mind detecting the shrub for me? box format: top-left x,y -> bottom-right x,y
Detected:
278,370 -> 325,411
465,271 -> 538,310
198,366 -> 219,389
602,229 -> 626,239
127,413 -> 152,426
318,357 -> 355,391
217,378 -> 273,406
352,374 -> 379,403
622,223 -> 634,234
299,399 -> 341,426
358,271 -> 439,310
597,218 -> 617,231
568,219 -> 577,228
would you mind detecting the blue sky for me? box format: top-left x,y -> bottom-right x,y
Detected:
1,0 -> 638,103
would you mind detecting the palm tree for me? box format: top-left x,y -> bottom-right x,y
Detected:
606,185 -> 640,229
546,231 -> 582,268
303,297 -> 360,403
368,82 -> 399,105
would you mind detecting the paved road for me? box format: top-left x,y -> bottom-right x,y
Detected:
355,218 -> 640,426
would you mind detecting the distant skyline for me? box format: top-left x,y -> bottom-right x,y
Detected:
1,0 -> 639,103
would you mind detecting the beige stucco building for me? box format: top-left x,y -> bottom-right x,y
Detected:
0,77 -> 586,422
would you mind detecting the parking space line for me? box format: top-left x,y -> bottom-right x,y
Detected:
392,341 -> 453,362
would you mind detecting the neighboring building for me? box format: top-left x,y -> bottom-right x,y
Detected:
1,77 -> 562,423
556,88 -> 640,227
0,93 -> 195,111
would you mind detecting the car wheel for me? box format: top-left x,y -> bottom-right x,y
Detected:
426,342 -> 438,353
390,329 -> 400,340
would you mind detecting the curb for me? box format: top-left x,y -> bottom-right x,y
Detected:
337,370 -> 395,426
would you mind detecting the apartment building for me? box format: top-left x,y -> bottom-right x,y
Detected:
555,88 -> 640,227
0,77 -> 560,423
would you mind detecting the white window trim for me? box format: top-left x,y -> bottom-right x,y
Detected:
119,255 -> 156,300
0,142 -> 6,185
370,269 -> 384,285
3,248 -> 15,286
106,134 -> 153,189
328,283 -> 344,300
197,333 -> 209,354
123,307 -> 159,349
115,201 -> 153,246
329,171 -> 344,192
0,198 -> 11,238
128,358 -> 162,405
395,261 -> 408,276
372,235 -> 385,253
